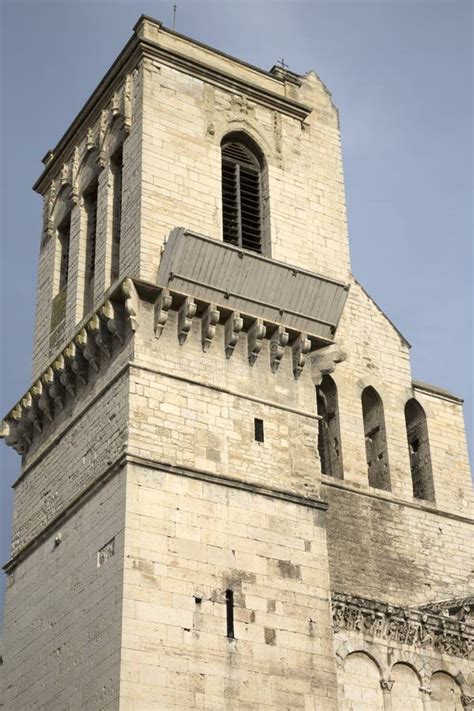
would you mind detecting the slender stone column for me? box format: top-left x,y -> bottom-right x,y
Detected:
419,686 -> 432,711
380,679 -> 394,711
462,696 -> 474,711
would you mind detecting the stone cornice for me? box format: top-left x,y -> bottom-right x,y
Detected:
413,379 -> 464,405
332,592 -> 474,659
33,16 -> 312,194
138,38 -> 311,121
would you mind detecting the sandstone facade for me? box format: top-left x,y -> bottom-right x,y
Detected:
1,15 -> 472,711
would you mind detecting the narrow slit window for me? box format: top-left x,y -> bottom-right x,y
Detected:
58,217 -> 71,291
225,589 -> 235,639
254,418 -> 264,442
111,146 -> 123,282
221,141 -> 262,254
405,399 -> 434,502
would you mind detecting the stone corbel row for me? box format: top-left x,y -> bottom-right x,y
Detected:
153,289 -> 324,379
0,279 -> 138,455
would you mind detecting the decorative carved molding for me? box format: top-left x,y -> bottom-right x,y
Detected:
380,679 -> 394,692
462,696 -> 474,710
332,592 -> 474,659
248,318 -> 266,366
224,311 -> 243,359
201,303 -> 220,352
178,297 -> 196,345
270,326 -> 289,373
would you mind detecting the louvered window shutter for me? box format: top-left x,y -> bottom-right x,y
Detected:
221,142 -> 262,253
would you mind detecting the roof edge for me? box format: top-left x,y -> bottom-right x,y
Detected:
413,379 -> 464,404
352,276 -> 411,349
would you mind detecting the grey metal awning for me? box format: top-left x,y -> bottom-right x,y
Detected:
157,228 -> 349,341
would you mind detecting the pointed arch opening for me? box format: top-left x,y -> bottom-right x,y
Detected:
405,399 -> 435,502
221,132 -> 270,255
316,375 -> 344,479
361,386 -> 391,491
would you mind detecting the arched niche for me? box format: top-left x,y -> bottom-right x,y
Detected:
391,663 -> 423,711
430,671 -> 463,710
342,651 -> 383,710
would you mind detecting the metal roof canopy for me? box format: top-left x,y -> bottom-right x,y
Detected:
158,228 -> 349,342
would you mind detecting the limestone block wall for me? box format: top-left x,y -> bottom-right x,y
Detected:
333,281 -> 413,497
120,461 -> 338,710
330,280 -> 472,515
139,46 -> 351,286
1,471 -> 126,711
323,482 -> 473,606
128,299 -> 322,499
413,384 -> 473,514
9,340 -> 132,558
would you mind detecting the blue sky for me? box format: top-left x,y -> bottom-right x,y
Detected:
0,0 -> 472,619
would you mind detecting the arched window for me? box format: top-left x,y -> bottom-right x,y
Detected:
221,136 -> 265,254
405,399 -> 434,502
316,375 -> 343,478
361,386 -> 391,491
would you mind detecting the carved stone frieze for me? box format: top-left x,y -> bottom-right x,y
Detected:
332,592 -> 474,659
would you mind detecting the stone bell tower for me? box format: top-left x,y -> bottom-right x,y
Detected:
1,14 -> 472,711
1,15 -> 349,710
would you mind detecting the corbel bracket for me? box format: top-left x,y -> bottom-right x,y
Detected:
154,288 -> 172,337
248,318 -> 266,366
224,311 -> 243,358
201,303 -> 220,352
178,296 -> 196,345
